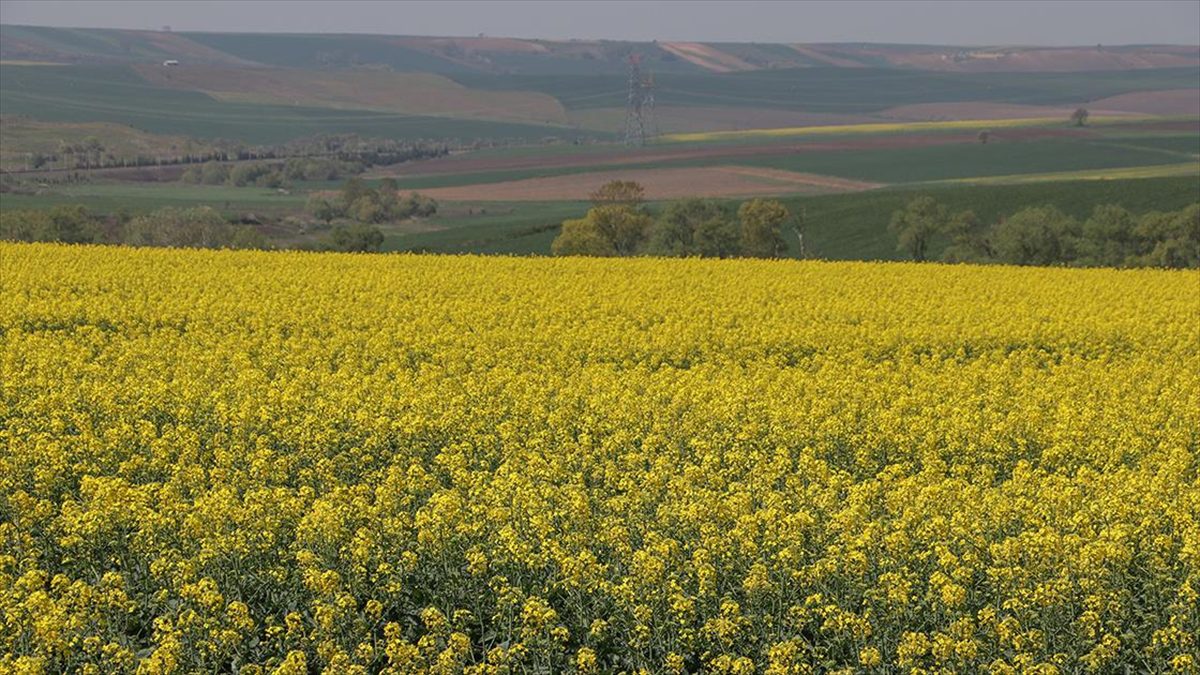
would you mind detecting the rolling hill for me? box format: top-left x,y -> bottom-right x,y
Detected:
4,24 -> 1198,74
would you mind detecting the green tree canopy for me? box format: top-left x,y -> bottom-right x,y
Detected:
738,198 -> 790,258
889,196 -> 950,262
991,205 -> 1079,266
646,199 -> 737,258
551,215 -> 619,257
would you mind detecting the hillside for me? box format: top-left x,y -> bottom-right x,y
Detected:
2,25 -> 1197,148
3,24 -> 1198,73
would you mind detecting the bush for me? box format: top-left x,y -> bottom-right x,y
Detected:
328,223 -> 384,252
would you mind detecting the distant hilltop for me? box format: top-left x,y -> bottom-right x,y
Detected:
2,24 -> 1198,73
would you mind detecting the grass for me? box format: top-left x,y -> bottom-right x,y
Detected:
452,67 -> 1200,113
382,176 -> 1200,258
382,201 -> 588,253
132,66 -> 570,126
5,175 -> 1195,261
0,65 -> 604,144
784,175 -> 1200,261
377,135 -> 1196,190
0,118 -> 215,170
381,175 -> 1200,258
721,138 -> 1193,183
0,182 -> 309,214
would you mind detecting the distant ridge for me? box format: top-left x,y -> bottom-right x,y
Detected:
3,24 -> 1198,73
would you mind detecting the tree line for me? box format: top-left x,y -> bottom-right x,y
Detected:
1,178 -> 438,254
890,196 -> 1200,268
180,158 -> 366,189
0,205 -> 265,250
305,178 -> 437,226
552,181 -> 795,259
5,132 -> 449,175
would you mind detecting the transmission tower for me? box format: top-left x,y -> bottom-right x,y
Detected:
622,54 -> 656,147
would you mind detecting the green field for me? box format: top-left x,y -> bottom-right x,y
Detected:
451,67 -> 1200,112
781,175 -> 1200,260
0,182 -> 311,214
2,26 -> 1197,265
373,132 -> 1197,190
726,137 -> 1193,182
377,176 -> 1200,258
0,65 -> 599,144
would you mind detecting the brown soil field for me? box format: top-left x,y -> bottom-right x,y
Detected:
132,66 -> 568,125
1087,89 -> 1200,117
374,127 -> 1091,179
417,166 -> 880,201
659,43 -> 756,73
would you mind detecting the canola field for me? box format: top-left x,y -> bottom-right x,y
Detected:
2,243 -> 1198,674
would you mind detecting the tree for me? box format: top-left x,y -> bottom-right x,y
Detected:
738,199 -> 790,258
81,136 -> 104,170
1131,203 -> 1200,268
200,161 -> 229,185
328,223 -> 384,252
550,203 -> 650,257
791,207 -> 808,258
589,180 -> 645,207
1070,108 -> 1089,127
0,209 -> 53,242
1077,204 -> 1137,266
645,199 -> 737,257
978,130 -> 991,144
888,196 -> 949,262
306,194 -> 341,225
991,205 -> 1079,266
340,176 -> 372,207
551,216 -> 618,256
940,210 -> 993,263
123,206 -> 243,249
589,205 -> 653,255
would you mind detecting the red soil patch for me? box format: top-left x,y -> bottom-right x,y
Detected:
417,166 -> 880,201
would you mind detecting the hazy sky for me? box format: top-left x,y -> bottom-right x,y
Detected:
2,0 -> 1198,45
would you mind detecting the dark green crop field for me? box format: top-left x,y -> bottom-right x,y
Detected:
451,67 -> 1200,112
0,65 -> 603,144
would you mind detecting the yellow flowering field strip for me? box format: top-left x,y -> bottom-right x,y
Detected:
660,115 -> 1153,143
929,161 -> 1200,186
1,244 -> 1198,673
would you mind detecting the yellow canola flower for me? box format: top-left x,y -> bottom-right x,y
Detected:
1,243 -> 1197,673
